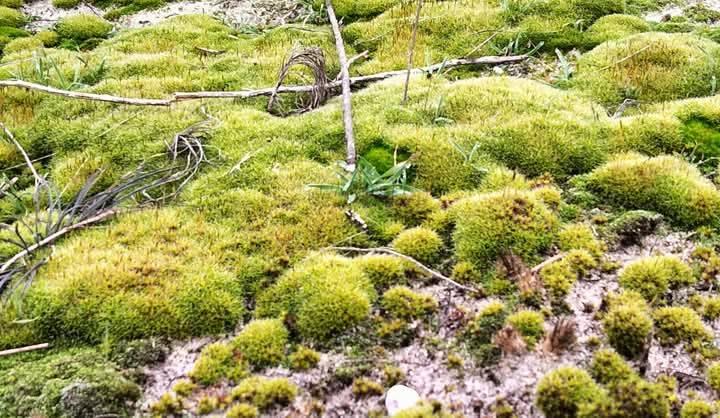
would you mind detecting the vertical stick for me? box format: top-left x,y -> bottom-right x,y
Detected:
402,0 -> 424,104
325,0 -> 357,170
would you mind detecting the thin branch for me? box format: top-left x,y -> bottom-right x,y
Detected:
325,0 -> 357,170
403,0 -> 423,104
0,123 -> 44,185
0,343 -> 49,357
331,246 -> 481,294
530,252 -> 566,274
0,55 -> 529,107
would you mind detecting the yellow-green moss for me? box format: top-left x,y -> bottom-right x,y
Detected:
56,14 -> 113,42
0,7 -> 24,28
188,342 -> 247,386
391,227 -> 443,264
26,208 -> 244,343
232,319 -> 288,369
391,192 -> 441,227
2,36 -> 42,54
465,301 -> 507,347
316,0 -> 400,20
572,33 -> 720,107
150,392 -> 183,416
587,14 -> 652,45
382,286 -> 438,320
536,367 -> 603,418
653,306 -> 712,347
557,223 -> 604,257
226,402 -> 259,418
230,376 -> 297,410
356,254 -> 408,290
172,379 -> 196,397
585,153 -> 720,228
352,377 -> 384,397
255,253 -> 374,344
196,395 -> 220,415
681,400 -> 715,418
288,346 -> 320,371
618,255 -> 694,302
603,292 -> 652,358
451,189 -> 559,269
589,348 -> 637,385
708,362 -> 720,392
52,0 -> 79,8
506,310 -> 545,348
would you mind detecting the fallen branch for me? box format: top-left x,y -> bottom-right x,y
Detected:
331,246 -> 481,294
0,55 -> 528,107
326,0 -> 357,169
0,343 -> 49,357
530,252 -> 566,274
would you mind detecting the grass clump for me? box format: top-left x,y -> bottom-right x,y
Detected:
572,33 -> 720,107
584,153 -> 720,228
603,291 -> 653,358
0,6 -> 23,28
255,253 -> 374,344
189,342 -> 247,386
506,310 -> 545,348
0,349 -> 140,418
586,14 -> 652,45
618,255 -> 694,302
451,189 -> 558,269
25,209 -> 244,343
230,376 -> 297,410
382,286 -> 438,320
535,366 -> 602,418
56,14 -> 113,42
653,306 -> 712,347
391,227 -> 443,264
232,319 -> 288,369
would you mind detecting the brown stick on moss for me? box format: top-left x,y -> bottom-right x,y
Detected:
325,0 -> 357,170
0,56 -> 528,107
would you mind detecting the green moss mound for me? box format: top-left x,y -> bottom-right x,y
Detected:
603,292 -> 653,358
232,319 -> 288,369
26,208 -> 244,343
230,376 -> 297,410
573,33 -> 720,107
189,342 -> 247,386
52,0 -> 80,8
255,253 -> 374,344
381,286 -> 438,320
451,189 -> 559,269
2,36 -> 41,54
585,153 -> 720,228
587,14 -> 652,45
618,255 -> 694,302
0,349 -> 140,418
681,400 -> 715,418
653,306 -> 712,347
0,6 -> 24,27
506,310 -> 545,348
55,14 -> 113,42
536,366 -> 602,418
391,227 -> 443,264
315,0 -> 401,20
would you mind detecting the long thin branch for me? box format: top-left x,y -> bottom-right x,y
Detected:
325,0 -> 357,170
331,246 -> 481,294
0,343 -> 49,357
0,55 -> 528,107
530,252 -> 566,274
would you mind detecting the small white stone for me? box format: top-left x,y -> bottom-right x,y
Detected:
493,66 -> 505,75
385,385 -> 421,416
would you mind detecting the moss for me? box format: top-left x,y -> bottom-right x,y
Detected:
0,7 -> 24,28
506,310 -> 545,348
535,367 -> 603,418
680,400 -> 715,418
3,36 -> 42,54
708,362 -> 720,392
288,346 -> 320,371
653,306 -> 712,347
196,395 -> 219,415
589,349 -> 636,385
451,261 -> 482,285
226,402 -> 259,418
171,379 -> 195,397
0,0 -> 22,8
230,376 -> 297,410
451,189 -> 559,269
382,286 -> 438,320
585,153 -> 720,228
606,210 -> 664,246
465,301 -> 507,347
150,392 -> 183,416
35,30 -> 59,47
557,223 -> 604,257
587,14 -> 652,45
540,249 -> 598,298
580,377 -> 671,418
603,293 -> 652,358
255,253 -> 374,344
572,33 -> 720,107
383,364 -> 406,386
391,227 -> 443,264
189,342 -> 247,386
26,209 -> 245,343
52,0 -> 80,8
232,319 -> 288,369
352,377 -> 384,397
392,401 -> 459,418
56,14 -> 112,42
0,349 -> 140,418
695,296 -> 720,321
618,256 -> 694,302
316,0 -> 401,20
107,337 -> 169,368
391,192 -> 441,228
357,254 -> 407,290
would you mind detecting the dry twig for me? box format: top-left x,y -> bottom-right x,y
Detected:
0,343 -> 49,357
402,0 -> 424,104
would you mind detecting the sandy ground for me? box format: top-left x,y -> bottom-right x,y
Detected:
22,0 -> 308,31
